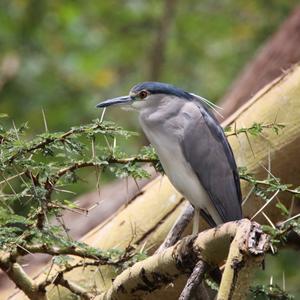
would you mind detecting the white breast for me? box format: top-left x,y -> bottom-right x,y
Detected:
139,105 -> 222,224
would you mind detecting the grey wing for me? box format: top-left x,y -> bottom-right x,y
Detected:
181,102 -> 242,223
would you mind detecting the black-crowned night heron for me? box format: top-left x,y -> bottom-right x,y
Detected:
96,82 -> 242,233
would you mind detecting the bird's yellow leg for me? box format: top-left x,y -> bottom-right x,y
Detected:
192,208 -> 200,235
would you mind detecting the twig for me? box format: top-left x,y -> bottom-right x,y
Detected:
225,122 -> 285,137
240,175 -> 300,196
40,260 -> 108,289
12,244 -> 123,264
251,190 -> 280,220
6,121 -> 121,164
0,172 -> 25,185
179,260 -> 208,300
280,213 -> 300,225
54,157 -> 158,180
0,259 -> 47,300
53,274 -> 93,300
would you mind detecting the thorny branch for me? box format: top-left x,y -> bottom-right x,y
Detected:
5,121 -> 126,164
35,156 -> 159,229
52,274 -> 94,300
11,244 -> 130,263
39,260 -> 109,289
225,121 -> 285,137
0,242 -> 135,300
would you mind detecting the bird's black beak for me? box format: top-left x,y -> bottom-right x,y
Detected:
96,96 -> 132,108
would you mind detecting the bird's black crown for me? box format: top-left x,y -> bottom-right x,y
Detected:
131,82 -> 194,100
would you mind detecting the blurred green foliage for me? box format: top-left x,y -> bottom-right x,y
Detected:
251,249 -> 300,299
0,0 -> 298,134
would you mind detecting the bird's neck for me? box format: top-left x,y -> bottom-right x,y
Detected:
139,96 -> 182,125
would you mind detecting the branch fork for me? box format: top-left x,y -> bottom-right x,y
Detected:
98,219 -> 269,300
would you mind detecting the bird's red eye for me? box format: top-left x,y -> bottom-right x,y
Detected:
139,90 -> 148,99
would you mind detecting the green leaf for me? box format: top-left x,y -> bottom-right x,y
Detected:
276,201 -> 289,216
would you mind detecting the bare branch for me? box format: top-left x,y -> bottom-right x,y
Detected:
96,219 -> 268,300
0,257 -> 47,300
179,260 -> 208,300
53,273 -> 93,300
218,222 -> 269,299
39,260 -> 105,289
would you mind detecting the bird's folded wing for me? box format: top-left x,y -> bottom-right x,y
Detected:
180,102 -> 242,223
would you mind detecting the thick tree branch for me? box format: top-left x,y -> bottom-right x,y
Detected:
96,219 -> 268,300
218,222 -> 268,299
1,242 -> 132,300
0,255 -> 47,300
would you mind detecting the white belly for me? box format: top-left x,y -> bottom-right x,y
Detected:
141,124 -> 222,224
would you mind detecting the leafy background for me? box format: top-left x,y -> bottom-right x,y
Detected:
1,0 -> 299,298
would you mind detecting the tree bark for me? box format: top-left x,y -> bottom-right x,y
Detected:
97,220 -> 267,300
219,5 -> 300,120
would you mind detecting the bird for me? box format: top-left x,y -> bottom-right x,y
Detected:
96,82 -> 242,233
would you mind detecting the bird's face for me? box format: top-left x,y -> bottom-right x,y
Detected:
96,86 -> 162,111
96,81 -> 193,112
